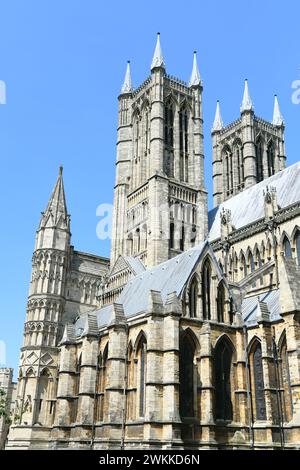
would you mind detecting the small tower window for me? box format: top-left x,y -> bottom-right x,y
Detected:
255,138 -> 264,182
267,141 -> 275,177
164,99 -> 174,177
179,106 -> 189,182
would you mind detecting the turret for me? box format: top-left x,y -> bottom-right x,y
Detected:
15,167 -> 71,431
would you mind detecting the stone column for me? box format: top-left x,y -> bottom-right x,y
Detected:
105,304 -> 127,448
161,293 -> 182,444
198,323 -> 215,446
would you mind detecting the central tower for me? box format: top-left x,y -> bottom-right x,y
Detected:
111,34 -> 208,267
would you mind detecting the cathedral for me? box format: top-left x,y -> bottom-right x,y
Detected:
6,34 -> 300,450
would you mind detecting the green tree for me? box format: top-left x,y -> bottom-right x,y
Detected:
0,388 -> 11,425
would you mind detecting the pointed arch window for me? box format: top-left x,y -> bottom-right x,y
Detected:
234,140 -> 243,186
189,277 -> 198,318
256,249 -> 263,285
215,338 -> 234,421
180,224 -> 185,252
202,259 -> 211,320
96,344 -> 108,422
283,236 -> 292,258
241,253 -> 247,278
169,222 -> 175,250
255,138 -> 264,182
179,106 -> 189,182
179,333 -> 196,418
295,231 -> 300,265
267,141 -> 275,177
126,343 -> 135,420
250,342 -> 266,420
35,369 -> 54,426
223,146 -> 233,194
279,337 -> 293,422
164,99 -> 174,177
217,282 -> 225,323
137,335 -> 147,418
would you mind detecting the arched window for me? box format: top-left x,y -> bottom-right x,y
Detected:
137,335 -> 147,418
169,222 -> 175,250
36,369 -> 54,426
295,231 -> 300,265
179,106 -> 189,182
250,342 -> 266,421
241,253 -> 247,278
179,332 -> 196,418
283,236 -> 292,258
180,224 -> 185,252
267,141 -> 275,177
136,228 -> 141,254
214,337 -> 234,421
256,249 -> 263,286
202,259 -> 211,320
217,282 -> 225,323
189,277 -> 198,318
191,225 -> 196,247
96,344 -> 108,422
255,138 -> 264,182
233,140 -> 243,186
164,99 -> 174,177
249,251 -> 256,287
279,337 -> 293,422
126,343 -> 136,421
223,146 -> 233,194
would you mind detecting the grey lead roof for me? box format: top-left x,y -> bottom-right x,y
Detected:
208,161 -> 300,241
242,289 -> 281,326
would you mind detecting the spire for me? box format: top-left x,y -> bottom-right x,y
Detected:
121,61 -> 133,94
189,51 -> 201,87
240,79 -> 254,113
212,101 -> 223,132
151,32 -> 165,70
272,94 -> 284,126
40,166 -> 69,228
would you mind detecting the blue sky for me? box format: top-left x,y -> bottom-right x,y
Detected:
0,0 -> 299,377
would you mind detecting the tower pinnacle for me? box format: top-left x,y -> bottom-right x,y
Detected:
40,167 -> 69,228
151,32 -> 165,70
121,61 -> 133,94
212,101 -> 224,132
189,51 -> 201,87
272,94 -> 284,126
240,79 -> 254,113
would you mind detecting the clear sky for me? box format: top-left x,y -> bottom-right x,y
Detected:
0,0 -> 299,377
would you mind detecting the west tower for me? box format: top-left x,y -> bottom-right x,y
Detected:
111,34 -> 208,267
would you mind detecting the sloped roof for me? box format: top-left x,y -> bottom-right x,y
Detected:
242,289 -> 281,326
123,256 -> 145,275
117,241 -> 207,317
75,241 -> 208,333
209,162 -> 300,241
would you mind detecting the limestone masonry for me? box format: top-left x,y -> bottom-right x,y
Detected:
6,35 -> 300,449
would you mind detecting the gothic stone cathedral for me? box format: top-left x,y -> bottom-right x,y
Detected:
6,35 -> 300,450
